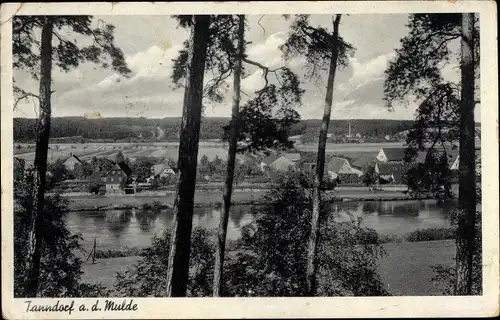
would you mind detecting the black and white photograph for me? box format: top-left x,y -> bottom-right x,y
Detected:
1,1 -> 498,319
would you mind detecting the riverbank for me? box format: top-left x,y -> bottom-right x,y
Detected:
89,227 -> 455,259
81,239 -> 456,296
63,187 -> 428,211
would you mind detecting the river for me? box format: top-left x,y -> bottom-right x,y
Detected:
66,199 -> 455,251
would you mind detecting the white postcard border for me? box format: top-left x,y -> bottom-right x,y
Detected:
1,1 -> 498,319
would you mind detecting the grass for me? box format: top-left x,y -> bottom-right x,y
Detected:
141,200 -> 163,212
94,247 -> 146,259
82,240 -> 456,296
405,227 -> 456,242
377,227 -> 456,244
89,227 -> 457,260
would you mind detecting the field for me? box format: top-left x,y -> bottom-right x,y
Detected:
80,240 -> 456,296
14,141 -> 404,164
14,142 -> 231,164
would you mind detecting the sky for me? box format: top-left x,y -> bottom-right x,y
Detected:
13,14 -> 473,120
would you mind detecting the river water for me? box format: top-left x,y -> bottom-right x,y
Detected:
66,200 -> 455,251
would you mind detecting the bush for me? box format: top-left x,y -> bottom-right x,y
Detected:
151,201 -> 163,212
337,173 -> 362,185
431,209 -> 482,295
14,181 -> 109,297
114,227 -> 216,297
223,171 -> 388,297
95,247 -> 145,259
115,171 -> 388,297
405,227 -> 455,242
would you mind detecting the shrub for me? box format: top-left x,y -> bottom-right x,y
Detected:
337,173 -> 362,185
431,209 -> 482,295
14,181 -> 109,297
115,171 -> 388,297
95,247 -> 145,259
114,227 -> 215,297
223,171 -> 388,297
151,201 -> 163,212
405,227 -> 456,242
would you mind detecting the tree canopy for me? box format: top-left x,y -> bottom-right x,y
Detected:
13,16 -> 131,106
171,15 -> 304,154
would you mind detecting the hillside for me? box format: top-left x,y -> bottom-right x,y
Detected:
13,117 -> 479,143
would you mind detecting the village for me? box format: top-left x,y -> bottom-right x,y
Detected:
14,139 -> 474,198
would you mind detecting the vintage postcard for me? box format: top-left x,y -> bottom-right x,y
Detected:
1,1 -> 498,319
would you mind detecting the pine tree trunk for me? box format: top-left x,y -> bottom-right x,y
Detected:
24,17 -> 54,297
213,15 -> 245,297
455,13 -> 477,295
305,14 -> 342,296
165,15 -> 211,297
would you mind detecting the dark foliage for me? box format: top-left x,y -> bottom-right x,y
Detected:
226,84 -> 301,153
12,117 -> 440,143
14,172 -> 108,297
13,15 -> 130,104
115,227 -> 216,297
281,14 -> 355,81
115,172 -> 388,297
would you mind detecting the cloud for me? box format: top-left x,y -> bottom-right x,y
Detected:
348,52 -> 395,86
14,15 -> 460,121
247,32 -> 286,65
53,43 -> 186,117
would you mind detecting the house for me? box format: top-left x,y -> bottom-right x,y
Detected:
376,148 -> 407,163
376,163 -> 414,184
282,153 -> 301,163
259,153 -> 279,171
413,148 -> 460,170
105,162 -> 132,195
297,152 -> 319,173
326,156 -> 363,180
236,154 -> 258,165
151,163 -> 177,178
268,156 -> 296,172
88,170 -> 106,195
63,154 -> 83,171
350,152 -> 379,170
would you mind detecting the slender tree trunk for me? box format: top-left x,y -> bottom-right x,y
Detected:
165,15 -> 211,297
305,14 -> 342,296
213,15 -> 245,297
24,17 -> 54,298
455,12 -> 476,295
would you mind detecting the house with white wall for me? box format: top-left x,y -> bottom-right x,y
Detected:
326,156 -> 363,180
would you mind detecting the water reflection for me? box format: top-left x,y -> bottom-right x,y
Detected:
136,210 -> 160,232
361,202 -> 377,214
378,201 -> 420,217
105,209 -> 133,237
230,207 -> 247,228
66,200 -> 454,251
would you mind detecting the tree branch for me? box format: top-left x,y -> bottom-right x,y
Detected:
242,57 -> 284,94
13,87 -> 39,111
418,30 -> 461,47
257,15 -> 266,35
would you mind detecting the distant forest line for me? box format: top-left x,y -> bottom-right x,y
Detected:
13,117 -> 481,143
